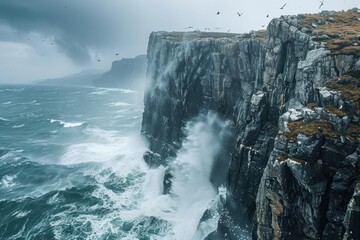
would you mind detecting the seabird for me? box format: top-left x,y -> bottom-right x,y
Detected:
237,12 -> 243,17
319,0 -> 324,9
227,30 -> 231,32
266,14 -> 269,18
97,59 -> 101,62
116,53 -> 119,56
185,26 -> 193,29
280,3 -> 287,9
217,11 -> 220,15
261,25 -> 265,28
205,28 -> 210,31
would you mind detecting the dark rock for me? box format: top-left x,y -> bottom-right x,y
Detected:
321,144 -> 347,170
322,223 -> 344,240
142,9 -> 360,240
143,151 -> 163,168
288,135 -> 324,163
343,183 -> 360,240
336,77 -> 352,84
162,169 -> 173,195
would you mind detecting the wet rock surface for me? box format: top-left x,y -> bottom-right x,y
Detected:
142,9 -> 360,240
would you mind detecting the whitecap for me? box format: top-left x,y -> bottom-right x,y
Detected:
118,88 -> 137,93
108,102 -> 132,107
49,119 -> 86,128
2,101 -> 11,105
0,117 -> 9,121
6,88 -> 24,92
31,100 -> 41,105
13,210 -> 31,218
90,87 -> 137,95
1,175 -> 17,188
12,124 -> 25,128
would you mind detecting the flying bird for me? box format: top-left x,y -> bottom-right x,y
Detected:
319,0 -> 324,9
97,59 -> 101,62
227,30 -> 231,32
237,12 -> 243,17
115,53 -> 119,56
266,14 -> 269,18
205,28 -> 210,31
261,25 -> 265,28
185,26 -> 193,29
280,3 -> 287,9
216,11 -> 220,15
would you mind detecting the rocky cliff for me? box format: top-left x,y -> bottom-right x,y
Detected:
142,9 -> 360,240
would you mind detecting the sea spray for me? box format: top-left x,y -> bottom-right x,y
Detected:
134,112 -> 232,239
168,112 -> 231,239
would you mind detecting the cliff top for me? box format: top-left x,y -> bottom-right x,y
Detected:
297,8 -> 360,56
152,8 -> 360,56
151,30 -> 268,43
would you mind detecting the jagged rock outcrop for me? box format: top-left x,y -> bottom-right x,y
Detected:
93,55 -> 146,89
142,9 -> 360,240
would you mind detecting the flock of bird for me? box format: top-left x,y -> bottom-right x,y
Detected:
187,1 -> 326,32
27,1 -> 327,63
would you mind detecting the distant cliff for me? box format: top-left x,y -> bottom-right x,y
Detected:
93,55 -> 147,90
142,8 -> 360,240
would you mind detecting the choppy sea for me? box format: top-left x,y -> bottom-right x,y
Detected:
0,84 -> 237,240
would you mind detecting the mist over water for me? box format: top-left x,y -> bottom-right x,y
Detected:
0,84 -> 232,240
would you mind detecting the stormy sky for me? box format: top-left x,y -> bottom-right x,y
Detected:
0,0 -> 358,83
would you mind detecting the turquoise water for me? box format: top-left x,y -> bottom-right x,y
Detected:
0,84 -> 235,240
0,85 -> 165,239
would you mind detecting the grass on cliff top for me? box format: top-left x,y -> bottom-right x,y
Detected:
346,124 -> 360,141
299,10 -> 360,57
324,106 -> 347,117
285,120 -> 360,142
285,121 -> 339,140
253,30 -> 268,43
327,75 -> 360,115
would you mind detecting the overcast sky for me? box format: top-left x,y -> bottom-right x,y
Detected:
0,0 -> 358,83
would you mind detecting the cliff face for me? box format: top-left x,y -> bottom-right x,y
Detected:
142,9 -> 360,240
93,55 -> 146,89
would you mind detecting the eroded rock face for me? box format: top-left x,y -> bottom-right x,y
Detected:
142,9 -> 360,240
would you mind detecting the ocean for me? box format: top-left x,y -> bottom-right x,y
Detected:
0,84 -> 234,240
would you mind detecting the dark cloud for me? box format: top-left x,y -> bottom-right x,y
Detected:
0,0 -> 358,82
0,0 -> 130,63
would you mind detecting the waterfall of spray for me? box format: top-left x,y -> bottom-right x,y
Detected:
168,112 -> 230,239
137,112 -> 229,239
123,112 -> 231,239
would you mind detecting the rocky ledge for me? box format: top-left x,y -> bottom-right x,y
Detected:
141,8 -> 360,240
